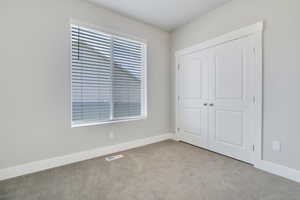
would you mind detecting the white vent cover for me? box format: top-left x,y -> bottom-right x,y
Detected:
105,154 -> 124,162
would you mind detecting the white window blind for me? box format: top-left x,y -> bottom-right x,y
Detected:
71,24 -> 146,127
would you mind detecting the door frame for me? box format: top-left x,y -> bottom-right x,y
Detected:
175,22 -> 263,166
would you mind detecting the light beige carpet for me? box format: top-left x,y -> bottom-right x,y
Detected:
1,140 -> 299,200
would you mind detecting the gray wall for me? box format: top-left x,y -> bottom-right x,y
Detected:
171,0 -> 300,170
0,0 -> 170,169
2,0 -> 299,172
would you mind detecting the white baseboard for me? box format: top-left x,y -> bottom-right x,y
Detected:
2,134 -> 298,184
0,133 -> 174,181
255,160 -> 300,183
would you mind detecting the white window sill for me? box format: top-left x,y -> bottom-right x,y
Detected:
71,116 -> 147,128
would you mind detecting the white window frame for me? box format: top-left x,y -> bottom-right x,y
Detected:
70,20 -> 148,128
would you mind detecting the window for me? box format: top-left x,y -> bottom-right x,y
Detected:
71,24 -> 147,127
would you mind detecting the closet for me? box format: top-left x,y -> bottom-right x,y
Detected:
176,23 -> 263,164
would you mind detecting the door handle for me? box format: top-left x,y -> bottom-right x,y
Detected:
209,103 -> 214,107
203,103 -> 208,106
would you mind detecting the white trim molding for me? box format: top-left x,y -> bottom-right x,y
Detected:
0,133 -> 174,181
175,21 -> 263,57
256,161 -> 300,183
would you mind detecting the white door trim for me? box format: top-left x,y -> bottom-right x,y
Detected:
175,22 -> 263,57
175,21 -> 263,166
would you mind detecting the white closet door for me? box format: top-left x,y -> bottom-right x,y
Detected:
208,36 -> 254,163
178,50 -> 211,148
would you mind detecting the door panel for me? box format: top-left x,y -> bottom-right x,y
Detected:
179,50 -> 210,148
182,109 -> 202,136
209,36 -> 254,163
215,110 -> 244,146
182,58 -> 202,99
215,50 -> 244,99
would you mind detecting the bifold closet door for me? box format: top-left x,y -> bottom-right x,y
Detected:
208,36 -> 255,163
178,50 -> 211,148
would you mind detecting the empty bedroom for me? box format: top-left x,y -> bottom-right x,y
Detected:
1,0 -> 300,199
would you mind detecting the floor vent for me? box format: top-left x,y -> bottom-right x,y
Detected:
105,154 -> 124,162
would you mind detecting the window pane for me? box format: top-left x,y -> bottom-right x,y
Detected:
72,25 -> 112,124
112,37 -> 144,118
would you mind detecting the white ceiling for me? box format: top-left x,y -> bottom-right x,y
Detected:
88,0 -> 232,31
